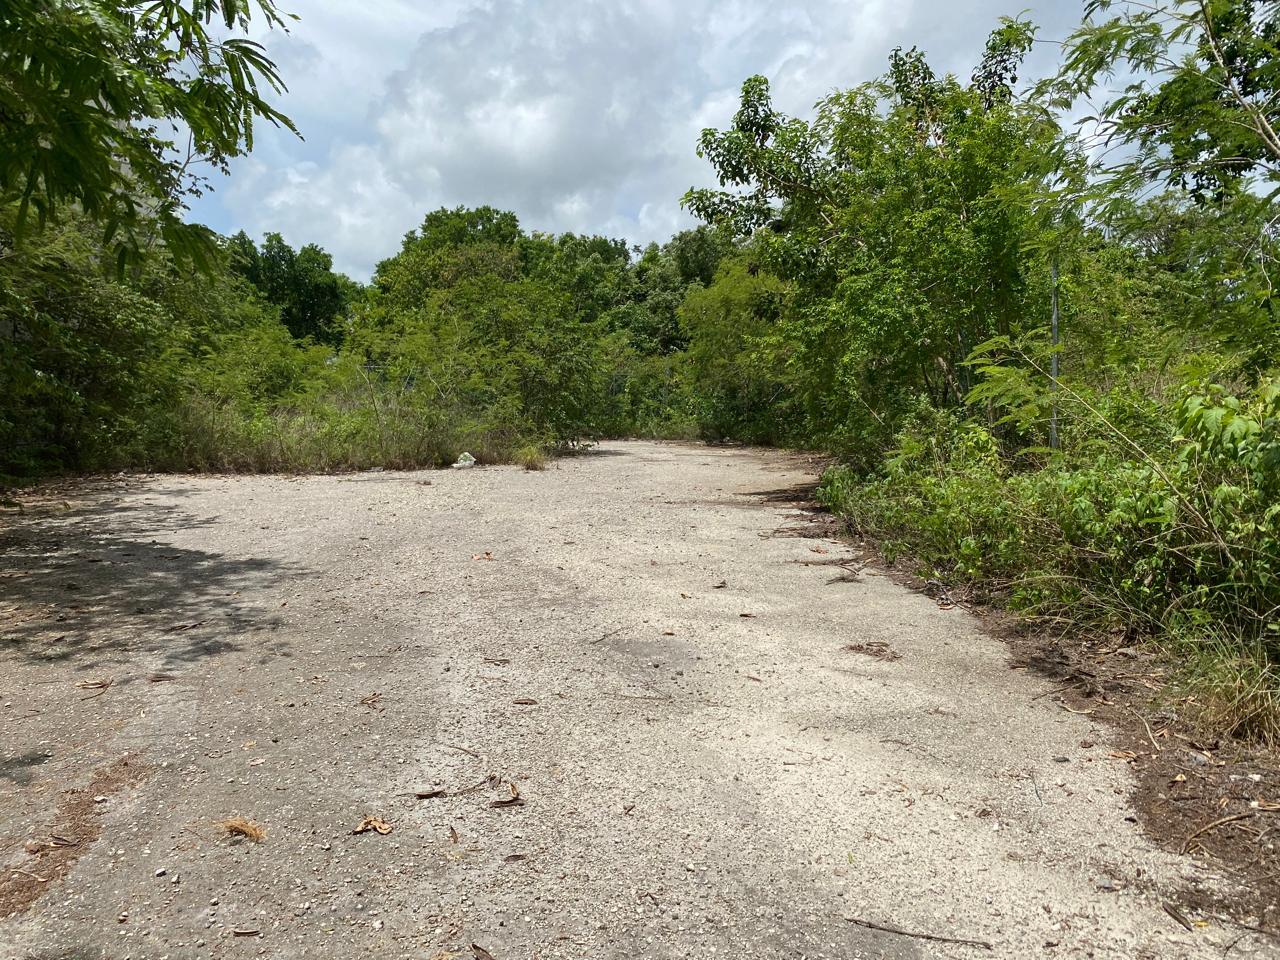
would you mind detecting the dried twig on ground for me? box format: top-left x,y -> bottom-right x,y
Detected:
76,678 -> 112,700
846,916 -> 992,950
1182,812 -> 1254,854
843,641 -> 901,662
1126,704 -> 1163,752
441,743 -> 481,758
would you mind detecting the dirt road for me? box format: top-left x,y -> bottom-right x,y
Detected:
0,442 -> 1256,958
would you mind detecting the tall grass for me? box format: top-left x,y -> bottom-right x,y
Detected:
154,389 -> 545,473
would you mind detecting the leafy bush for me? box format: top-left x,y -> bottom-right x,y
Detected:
820,381 -> 1280,741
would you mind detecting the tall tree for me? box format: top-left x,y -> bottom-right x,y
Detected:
684,22 -> 1078,448
229,232 -> 349,344
1050,0 -> 1280,200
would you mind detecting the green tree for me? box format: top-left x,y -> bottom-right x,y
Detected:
358,207 -> 612,445
684,22 -> 1077,452
1044,1 -> 1280,369
1050,0 -> 1280,200
0,0 -> 298,270
229,232 -> 350,344
679,254 -> 792,441
400,206 -> 524,254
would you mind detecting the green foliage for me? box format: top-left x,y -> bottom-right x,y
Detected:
1049,0 -> 1280,201
819,380 -> 1280,740
665,11 -> 1280,739
0,205 -> 261,479
364,209 -> 618,447
685,23 -> 1083,454
402,206 -> 524,253
678,254 -> 794,442
0,0 -> 298,271
229,231 -> 352,343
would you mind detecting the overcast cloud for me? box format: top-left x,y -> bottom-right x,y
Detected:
187,1 -> 1087,279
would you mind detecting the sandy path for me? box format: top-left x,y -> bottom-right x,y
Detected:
0,441 -> 1248,958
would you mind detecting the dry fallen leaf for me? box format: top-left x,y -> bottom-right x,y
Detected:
353,816 -> 393,835
503,853 -> 527,862
471,945 -> 497,960
449,826 -> 460,844
415,789 -> 447,800
739,613 -> 755,618
471,551 -> 494,561
490,782 -> 525,809
512,697 -> 538,705
843,641 -> 902,662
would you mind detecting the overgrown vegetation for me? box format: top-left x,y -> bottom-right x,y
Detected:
2,0 -> 1277,738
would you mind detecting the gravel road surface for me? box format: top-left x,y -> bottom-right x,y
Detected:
0,441 -> 1251,958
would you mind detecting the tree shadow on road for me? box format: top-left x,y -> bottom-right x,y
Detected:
0,489 -> 304,671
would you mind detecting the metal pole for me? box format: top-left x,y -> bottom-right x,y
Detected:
1049,255 -> 1060,451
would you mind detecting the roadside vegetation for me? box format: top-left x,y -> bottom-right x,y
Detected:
2,1 -> 1277,739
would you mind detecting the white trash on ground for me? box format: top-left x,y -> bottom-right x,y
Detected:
451,452 -> 477,469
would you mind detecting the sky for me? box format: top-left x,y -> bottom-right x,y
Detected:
187,1 -> 1089,280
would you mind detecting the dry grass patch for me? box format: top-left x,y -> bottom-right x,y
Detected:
218,816 -> 266,843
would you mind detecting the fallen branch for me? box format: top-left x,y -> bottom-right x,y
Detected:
846,916 -> 992,950
1059,703 -> 1094,716
78,678 -> 113,701
1163,903 -> 1194,932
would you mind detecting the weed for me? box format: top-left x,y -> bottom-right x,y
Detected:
516,444 -> 548,471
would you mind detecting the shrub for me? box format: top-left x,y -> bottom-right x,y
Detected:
819,381 -> 1280,741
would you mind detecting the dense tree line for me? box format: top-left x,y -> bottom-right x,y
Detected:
1,1 -> 1277,738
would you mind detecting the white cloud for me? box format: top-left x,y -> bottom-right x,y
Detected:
190,0 -> 1087,279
